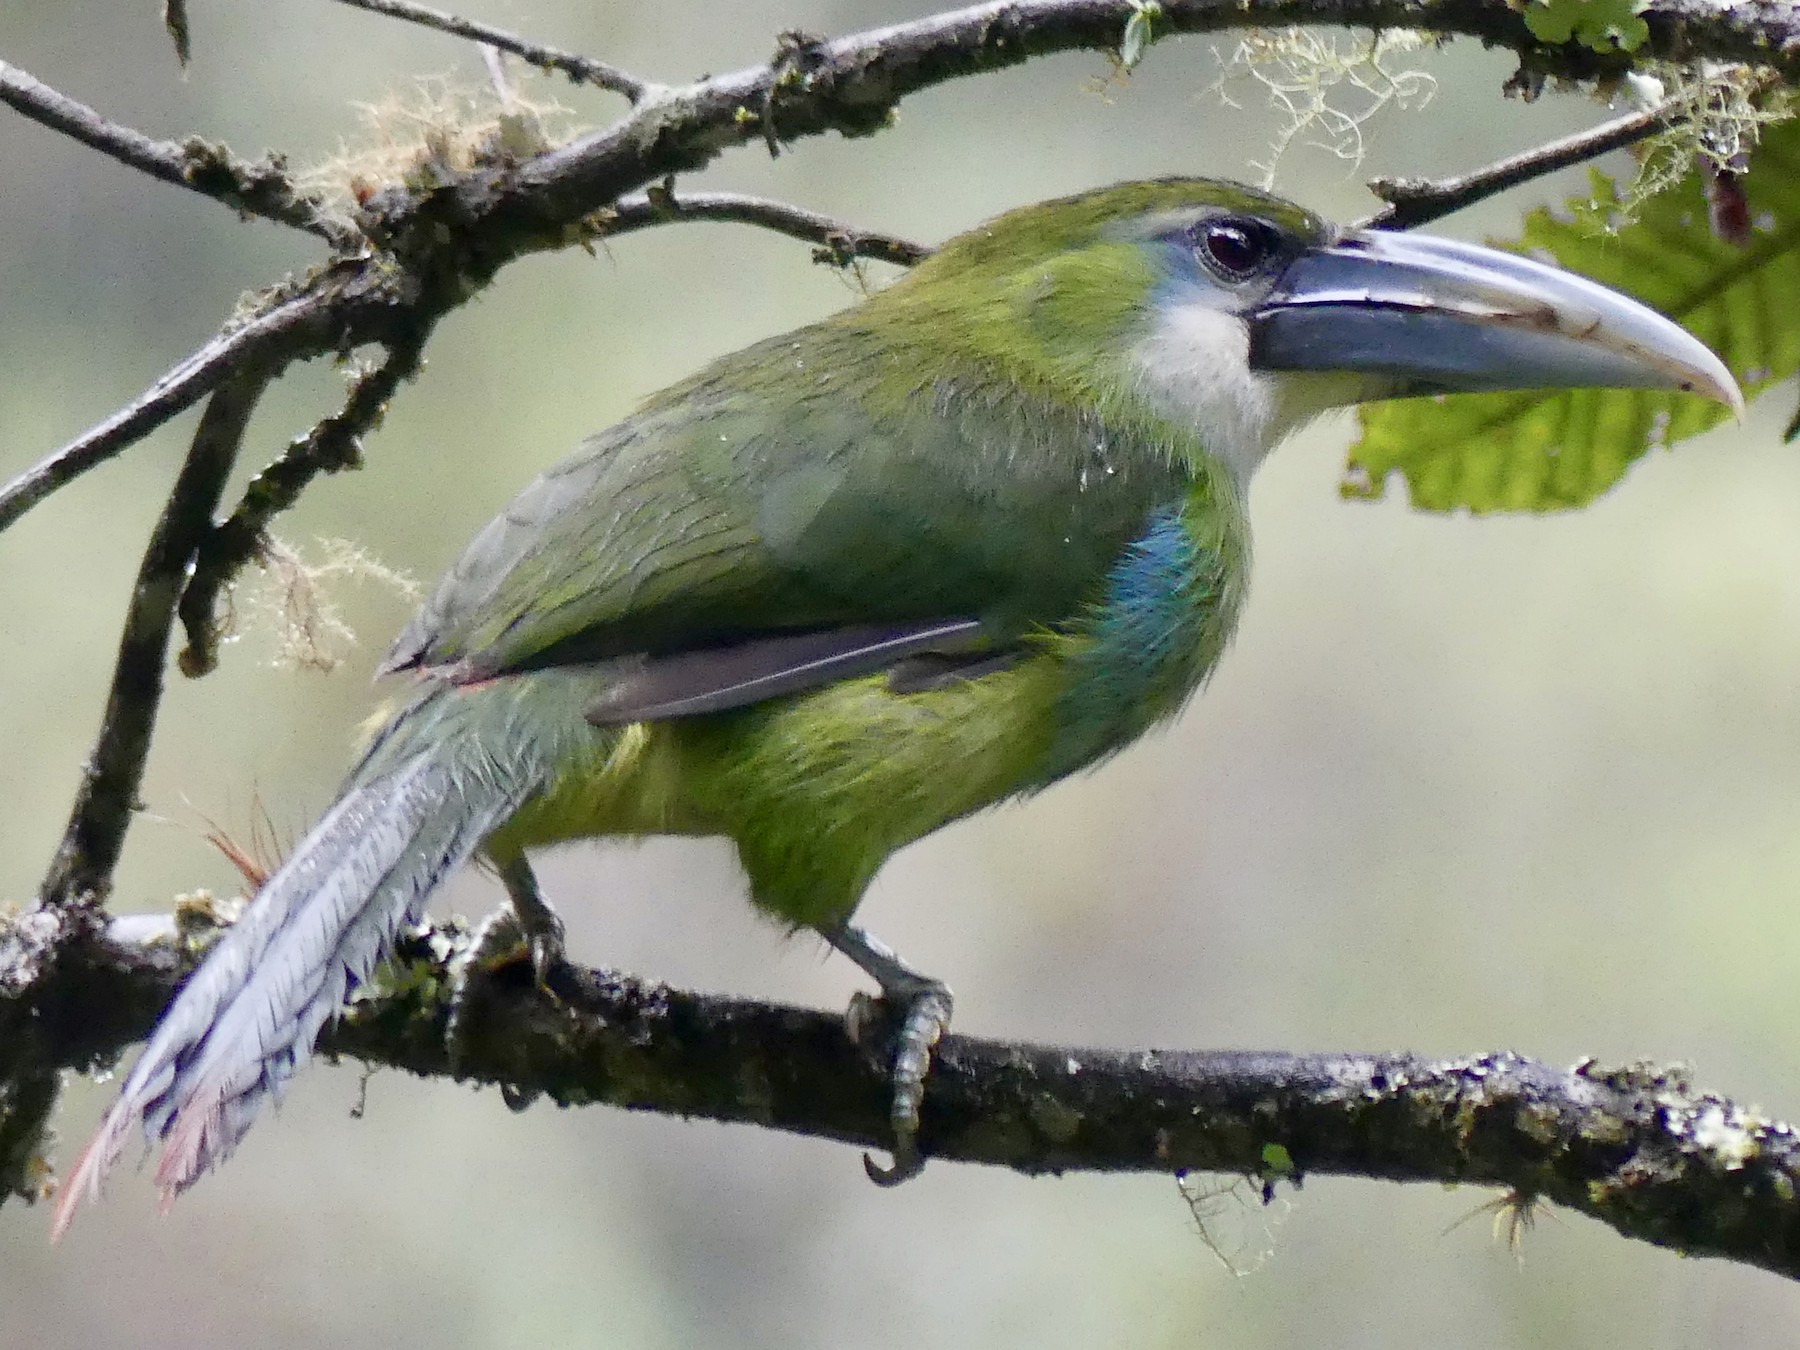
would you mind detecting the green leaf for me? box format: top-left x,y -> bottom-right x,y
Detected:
1522,0 -> 1650,53
1344,119 -> 1800,514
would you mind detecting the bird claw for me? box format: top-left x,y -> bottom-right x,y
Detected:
863,1141 -> 924,1187
457,904 -> 566,985
844,977 -> 952,1187
523,907 -> 566,989
489,854 -> 566,989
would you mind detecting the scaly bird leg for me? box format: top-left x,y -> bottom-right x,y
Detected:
496,854 -> 566,985
825,923 -> 953,1187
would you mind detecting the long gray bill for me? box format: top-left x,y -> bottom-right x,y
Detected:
1249,229 -> 1742,412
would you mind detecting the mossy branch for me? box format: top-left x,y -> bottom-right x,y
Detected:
9,0 -> 1795,536
7,903 -> 1799,1279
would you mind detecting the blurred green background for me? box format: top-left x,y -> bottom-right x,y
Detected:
6,2 -> 1800,1346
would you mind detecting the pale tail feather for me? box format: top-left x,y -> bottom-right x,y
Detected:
51,706 -> 540,1240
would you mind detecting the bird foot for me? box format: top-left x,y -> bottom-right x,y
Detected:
445,901 -> 566,1068
463,903 -> 567,982
498,855 -> 566,987
832,928 -> 952,1187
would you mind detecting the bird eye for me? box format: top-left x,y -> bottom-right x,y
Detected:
1196,218 -> 1274,280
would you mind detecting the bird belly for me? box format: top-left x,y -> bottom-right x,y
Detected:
473,657 -> 1071,930
667,656 -> 1068,929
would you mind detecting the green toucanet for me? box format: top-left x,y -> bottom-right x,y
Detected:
53,178 -> 1739,1232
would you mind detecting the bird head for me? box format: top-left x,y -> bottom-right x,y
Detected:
879,179 -> 1741,488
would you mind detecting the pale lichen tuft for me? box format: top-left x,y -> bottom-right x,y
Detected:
237,535 -> 420,674
1625,65 -> 1795,220
299,75 -> 579,211
1204,29 -> 1437,190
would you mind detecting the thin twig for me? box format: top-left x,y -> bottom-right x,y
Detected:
327,0 -> 650,102
38,373 -> 274,907
1361,99 -> 1677,229
480,43 -> 515,106
0,293 -> 329,536
0,60 -> 351,245
600,188 -> 932,267
178,333 -> 433,676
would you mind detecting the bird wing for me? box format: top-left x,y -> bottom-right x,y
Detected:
385,328 -> 1187,716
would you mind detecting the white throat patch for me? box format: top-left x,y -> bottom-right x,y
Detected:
1126,298 -> 1358,493
1127,302 -> 1283,493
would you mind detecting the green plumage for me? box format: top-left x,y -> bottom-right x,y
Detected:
67,173 -> 1732,1217
381,181 -> 1263,928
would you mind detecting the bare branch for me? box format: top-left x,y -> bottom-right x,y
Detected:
1362,100 -> 1677,229
15,908 -> 1800,1282
0,60 -> 351,245
327,0 -> 651,102
600,187 -> 932,267
0,292 -> 331,535
37,372 -> 274,907
178,333 -> 434,677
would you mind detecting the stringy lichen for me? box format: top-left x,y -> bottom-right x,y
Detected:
1202,33 -> 1795,225
1626,64 -> 1796,217
298,75 -> 577,212
1204,29 -> 1437,190
236,535 -> 419,673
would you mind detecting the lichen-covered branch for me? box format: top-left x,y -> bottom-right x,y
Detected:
0,59 -> 350,244
10,907 -> 1800,1281
432,0 -> 1800,260
8,0 -> 1793,538
349,960 -> 1800,1283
